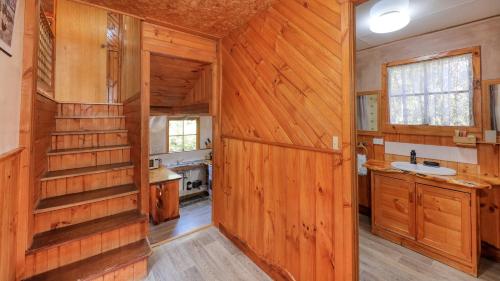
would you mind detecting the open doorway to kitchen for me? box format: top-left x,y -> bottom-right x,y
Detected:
144,35 -> 218,246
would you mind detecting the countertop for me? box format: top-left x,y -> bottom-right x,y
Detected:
364,159 -> 495,190
149,166 -> 182,184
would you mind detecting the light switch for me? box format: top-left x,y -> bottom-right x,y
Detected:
332,136 -> 339,150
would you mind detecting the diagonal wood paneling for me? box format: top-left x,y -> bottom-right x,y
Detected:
221,0 -> 344,150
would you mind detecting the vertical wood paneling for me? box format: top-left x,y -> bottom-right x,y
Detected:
0,149 -> 22,281
55,0 -> 108,103
220,139 -> 337,280
33,93 -> 58,206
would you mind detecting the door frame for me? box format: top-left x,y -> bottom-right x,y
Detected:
140,22 -> 222,239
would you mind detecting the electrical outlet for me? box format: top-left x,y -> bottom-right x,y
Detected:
332,136 -> 339,150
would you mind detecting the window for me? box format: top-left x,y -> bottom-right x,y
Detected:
168,118 -> 199,153
387,53 -> 474,127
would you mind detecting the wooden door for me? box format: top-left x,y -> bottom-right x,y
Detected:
373,174 -> 416,239
55,0 -> 108,102
416,184 -> 472,261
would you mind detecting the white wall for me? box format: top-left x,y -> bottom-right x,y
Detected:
357,17 -> 500,92
0,0 -> 24,154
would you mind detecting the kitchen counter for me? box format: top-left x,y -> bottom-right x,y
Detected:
364,159 -> 493,189
149,166 -> 182,184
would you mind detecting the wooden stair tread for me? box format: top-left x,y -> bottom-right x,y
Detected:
35,184 -> 138,213
51,129 -> 127,135
47,145 -> 131,155
28,210 -> 147,253
55,115 -> 126,119
24,240 -> 151,281
41,162 -> 133,181
58,102 -> 123,105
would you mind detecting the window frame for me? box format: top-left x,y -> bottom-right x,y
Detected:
166,117 -> 200,153
381,46 -> 482,136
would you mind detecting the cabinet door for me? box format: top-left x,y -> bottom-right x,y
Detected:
163,181 -> 180,219
416,184 -> 472,261
373,174 -> 416,239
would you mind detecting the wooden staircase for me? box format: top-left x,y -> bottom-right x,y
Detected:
24,103 -> 151,281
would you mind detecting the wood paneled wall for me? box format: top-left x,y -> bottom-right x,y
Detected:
142,22 -> 217,63
55,0 -> 108,103
220,138 -> 340,280
181,65 -> 212,107
120,15 -> 141,102
32,93 -> 58,208
218,0 -> 356,280
0,148 -> 23,281
123,93 -> 149,215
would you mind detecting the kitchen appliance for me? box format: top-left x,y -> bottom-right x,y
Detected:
149,158 -> 161,170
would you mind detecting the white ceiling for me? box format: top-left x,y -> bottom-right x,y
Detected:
356,0 -> 500,50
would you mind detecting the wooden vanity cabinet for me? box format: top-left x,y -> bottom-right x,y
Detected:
371,172 -> 478,276
372,174 -> 416,239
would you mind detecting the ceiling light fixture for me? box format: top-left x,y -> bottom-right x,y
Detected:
369,0 -> 410,34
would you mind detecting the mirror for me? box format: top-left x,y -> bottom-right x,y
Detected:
356,91 -> 379,132
489,83 -> 500,132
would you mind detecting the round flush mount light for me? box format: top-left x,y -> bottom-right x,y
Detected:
369,0 -> 410,34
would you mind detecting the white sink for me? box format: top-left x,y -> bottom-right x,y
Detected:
391,161 -> 457,176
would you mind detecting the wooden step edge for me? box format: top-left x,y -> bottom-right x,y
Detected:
27,211 -> 147,254
51,129 -> 128,136
58,101 -> 124,106
55,115 -> 126,119
47,145 -> 132,156
23,240 -> 151,281
35,184 -> 138,214
41,162 -> 134,181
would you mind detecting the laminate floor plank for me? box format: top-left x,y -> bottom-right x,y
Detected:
146,227 -> 272,281
148,198 -> 212,245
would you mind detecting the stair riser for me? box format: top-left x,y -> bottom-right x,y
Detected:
48,148 -> 131,172
56,118 -> 126,131
89,259 -> 147,281
40,168 -> 134,199
24,222 -> 146,279
58,104 -> 123,117
51,132 -> 128,150
34,194 -> 138,234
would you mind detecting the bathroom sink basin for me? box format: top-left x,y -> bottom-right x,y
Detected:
391,161 -> 457,176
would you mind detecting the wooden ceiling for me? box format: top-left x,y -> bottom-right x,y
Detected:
75,0 -> 276,37
150,54 -> 209,108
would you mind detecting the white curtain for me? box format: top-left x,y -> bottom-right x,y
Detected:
388,54 -> 473,126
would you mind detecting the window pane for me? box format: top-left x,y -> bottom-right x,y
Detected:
169,120 -> 183,135
183,135 -> 197,151
184,119 -> 197,135
169,136 -> 183,153
387,53 -> 473,126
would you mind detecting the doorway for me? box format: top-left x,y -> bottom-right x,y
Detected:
146,53 -> 216,246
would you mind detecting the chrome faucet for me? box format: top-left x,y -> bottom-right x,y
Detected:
410,150 -> 417,164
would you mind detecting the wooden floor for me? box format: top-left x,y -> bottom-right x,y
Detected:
359,215 -> 500,281
148,197 -> 212,245
146,226 -> 272,281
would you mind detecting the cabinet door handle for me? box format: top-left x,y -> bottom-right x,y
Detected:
409,192 -> 414,203
417,193 -> 423,206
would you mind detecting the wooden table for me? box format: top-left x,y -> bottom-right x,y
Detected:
149,167 -> 182,225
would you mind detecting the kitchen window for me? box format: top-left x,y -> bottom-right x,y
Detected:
168,118 -> 199,153
381,47 -> 481,134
